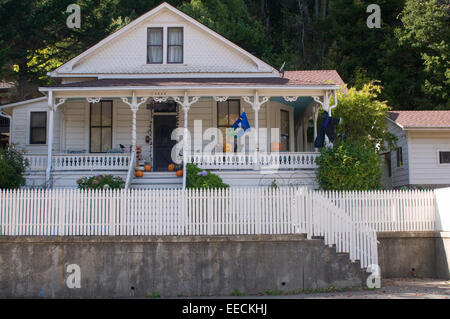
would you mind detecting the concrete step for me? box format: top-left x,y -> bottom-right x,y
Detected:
130,171 -> 182,189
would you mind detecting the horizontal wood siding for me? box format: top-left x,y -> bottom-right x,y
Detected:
11,100 -> 61,154
408,130 -> 450,185
385,120 -> 409,187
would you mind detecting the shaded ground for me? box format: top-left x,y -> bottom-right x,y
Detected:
171,278 -> 450,299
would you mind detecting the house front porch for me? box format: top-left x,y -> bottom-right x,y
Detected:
10,77 -> 341,188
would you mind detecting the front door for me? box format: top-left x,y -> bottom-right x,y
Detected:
153,115 -> 177,171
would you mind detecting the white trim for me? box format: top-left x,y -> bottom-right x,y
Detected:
0,96 -> 46,110
50,2 -> 276,76
40,85 -> 340,92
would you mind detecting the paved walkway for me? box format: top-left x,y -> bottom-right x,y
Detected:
176,278 -> 450,299
265,278 -> 450,299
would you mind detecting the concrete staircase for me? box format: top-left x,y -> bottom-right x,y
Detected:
130,171 -> 183,189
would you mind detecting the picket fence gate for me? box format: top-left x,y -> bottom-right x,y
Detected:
0,188 -> 438,268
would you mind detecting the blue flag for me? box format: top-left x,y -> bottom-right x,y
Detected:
230,112 -> 251,138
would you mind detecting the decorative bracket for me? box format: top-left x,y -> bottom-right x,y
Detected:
283,96 -> 299,102
86,97 -> 101,104
49,98 -> 67,111
243,91 -> 269,112
214,96 -> 229,102
174,92 -> 199,112
313,90 -> 334,112
122,92 -> 149,113
151,96 -> 169,103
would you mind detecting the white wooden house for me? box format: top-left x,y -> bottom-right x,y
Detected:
382,111 -> 450,188
0,2 -> 344,189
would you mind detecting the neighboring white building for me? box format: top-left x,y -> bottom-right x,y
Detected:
382,111 -> 450,189
0,2 -> 344,189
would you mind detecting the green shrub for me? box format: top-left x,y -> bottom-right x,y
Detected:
186,163 -> 229,189
316,140 -> 382,191
77,174 -> 125,190
0,145 -> 28,189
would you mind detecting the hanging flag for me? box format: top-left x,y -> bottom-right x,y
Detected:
230,112 -> 251,138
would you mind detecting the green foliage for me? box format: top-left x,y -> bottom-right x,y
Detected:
76,174 -> 125,190
231,288 -> 245,296
397,0 -> 450,108
186,163 -> 229,189
0,0 -> 448,110
316,140 -> 382,191
333,83 -> 397,152
0,145 -> 28,189
179,0 -> 271,61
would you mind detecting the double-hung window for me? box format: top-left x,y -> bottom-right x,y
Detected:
90,101 -> 112,153
167,27 -> 183,63
218,100 -> 240,152
30,112 -> 47,144
147,28 -> 163,64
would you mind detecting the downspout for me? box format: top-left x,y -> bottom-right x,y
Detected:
328,89 -> 338,116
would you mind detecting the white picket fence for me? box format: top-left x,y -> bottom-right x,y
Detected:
0,188 -> 440,268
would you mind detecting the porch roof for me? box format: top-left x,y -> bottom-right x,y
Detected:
40,70 -> 344,92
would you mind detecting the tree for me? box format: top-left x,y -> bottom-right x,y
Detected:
316,139 -> 382,190
332,83 -> 397,152
397,0 -> 450,109
0,145 -> 28,189
179,0 -> 271,62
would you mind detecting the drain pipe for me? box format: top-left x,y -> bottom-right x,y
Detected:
328,89 -> 338,116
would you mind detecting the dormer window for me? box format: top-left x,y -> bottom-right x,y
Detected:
167,27 -> 183,63
147,28 -> 163,64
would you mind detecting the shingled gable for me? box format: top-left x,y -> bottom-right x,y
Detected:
50,2 -> 277,77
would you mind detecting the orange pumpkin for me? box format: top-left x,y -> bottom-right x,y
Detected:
271,142 -> 282,152
176,170 -> 183,177
136,163 -> 140,167
168,164 -> 175,171
223,143 -> 233,153
135,170 -> 144,178
144,164 -> 152,172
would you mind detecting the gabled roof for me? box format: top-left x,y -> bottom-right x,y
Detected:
51,2 -> 276,76
42,71 -> 345,90
388,111 -> 450,129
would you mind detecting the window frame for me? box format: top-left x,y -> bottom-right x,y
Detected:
147,27 -> 164,64
217,99 -> 241,152
167,27 -> 184,64
396,147 -> 403,167
438,150 -> 450,165
89,100 -> 113,153
29,111 -> 47,145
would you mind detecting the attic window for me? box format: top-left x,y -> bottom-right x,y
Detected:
167,27 -> 183,63
147,28 -> 163,64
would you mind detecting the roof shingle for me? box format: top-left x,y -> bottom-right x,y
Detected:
388,111 -> 450,128
46,70 -> 345,89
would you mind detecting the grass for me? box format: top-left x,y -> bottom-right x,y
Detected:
147,291 -> 161,298
231,288 -> 245,296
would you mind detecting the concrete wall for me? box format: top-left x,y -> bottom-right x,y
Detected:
378,231 -> 450,280
0,235 -> 365,298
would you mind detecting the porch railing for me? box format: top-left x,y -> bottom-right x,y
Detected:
24,154 -> 130,171
189,152 -> 319,170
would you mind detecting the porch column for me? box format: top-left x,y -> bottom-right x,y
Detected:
175,92 -> 199,189
244,91 -> 269,170
122,92 -> 149,155
45,92 -> 66,188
